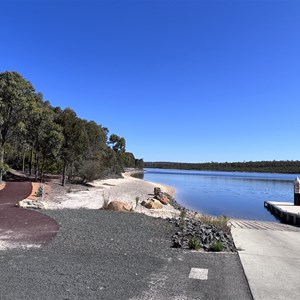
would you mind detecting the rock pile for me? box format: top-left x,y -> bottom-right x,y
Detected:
17,199 -> 48,209
168,217 -> 236,252
141,187 -> 171,209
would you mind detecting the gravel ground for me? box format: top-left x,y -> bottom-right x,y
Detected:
0,209 -> 252,300
0,209 -> 175,300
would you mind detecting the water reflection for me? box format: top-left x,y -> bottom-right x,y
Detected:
143,168 -> 299,221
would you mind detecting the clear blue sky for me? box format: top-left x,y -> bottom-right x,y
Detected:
1,0 -> 299,163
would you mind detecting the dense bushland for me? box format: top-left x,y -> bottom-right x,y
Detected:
144,160 -> 300,174
0,71 -> 143,184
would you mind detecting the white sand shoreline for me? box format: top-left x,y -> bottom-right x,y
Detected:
47,170 -> 180,219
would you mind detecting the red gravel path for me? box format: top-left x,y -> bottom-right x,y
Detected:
0,182 -> 59,249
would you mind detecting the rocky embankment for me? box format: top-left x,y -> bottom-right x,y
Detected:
142,187 -> 236,252
168,217 -> 236,252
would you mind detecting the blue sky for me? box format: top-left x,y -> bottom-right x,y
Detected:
1,0 -> 299,163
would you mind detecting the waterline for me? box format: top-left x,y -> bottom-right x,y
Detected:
144,168 -> 299,221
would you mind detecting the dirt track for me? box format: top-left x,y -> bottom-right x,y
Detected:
0,182 -> 59,249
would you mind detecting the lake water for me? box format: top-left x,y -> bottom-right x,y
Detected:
144,168 -> 300,221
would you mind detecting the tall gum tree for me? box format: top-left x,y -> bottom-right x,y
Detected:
0,71 -> 35,182
56,108 -> 88,186
25,94 -> 63,181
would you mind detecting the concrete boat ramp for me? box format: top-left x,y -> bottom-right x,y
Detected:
230,219 -> 300,300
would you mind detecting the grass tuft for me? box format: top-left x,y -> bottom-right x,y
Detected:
188,237 -> 201,250
196,214 -> 231,233
210,240 -> 224,252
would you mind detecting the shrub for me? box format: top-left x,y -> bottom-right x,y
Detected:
35,185 -> 44,197
101,192 -> 110,209
210,240 -> 224,252
135,196 -> 139,206
188,237 -> 201,250
197,214 -> 231,233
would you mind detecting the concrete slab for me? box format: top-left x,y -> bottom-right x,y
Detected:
231,221 -> 300,300
264,201 -> 300,224
267,201 -> 294,206
188,268 -> 208,280
278,206 -> 300,213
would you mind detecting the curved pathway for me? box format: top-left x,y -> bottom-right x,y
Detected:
0,182 -> 59,250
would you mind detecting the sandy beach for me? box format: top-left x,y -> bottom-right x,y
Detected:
46,171 -> 180,218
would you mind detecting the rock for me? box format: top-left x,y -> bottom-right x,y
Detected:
106,201 -> 131,212
153,187 -> 170,205
17,199 -> 48,209
154,187 -> 161,196
172,240 -> 183,248
141,198 -> 163,209
168,217 -> 236,252
157,195 -> 170,205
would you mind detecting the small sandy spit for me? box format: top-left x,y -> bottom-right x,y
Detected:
47,170 -> 180,219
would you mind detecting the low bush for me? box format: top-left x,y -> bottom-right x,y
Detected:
210,240 -> 224,252
188,237 -> 201,250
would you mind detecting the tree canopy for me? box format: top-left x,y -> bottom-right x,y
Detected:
144,160 -> 300,174
0,71 -> 143,184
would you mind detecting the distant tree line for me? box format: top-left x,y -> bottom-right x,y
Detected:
0,71 -> 143,184
144,160 -> 300,174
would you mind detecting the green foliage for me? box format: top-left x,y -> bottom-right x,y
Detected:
197,215 -> 231,233
0,71 -> 142,183
144,160 -> 300,174
0,71 -> 36,181
0,161 -> 9,174
35,185 -> 44,197
76,159 -> 105,184
179,209 -> 187,230
108,134 -> 126,154
188,238 -> 201,250
135,158 -> 144,169
122,152 -> 136,168
210,240 -> 224,252
180,209 -> 187,220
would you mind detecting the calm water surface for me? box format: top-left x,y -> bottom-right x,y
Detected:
144,168 -> 300,221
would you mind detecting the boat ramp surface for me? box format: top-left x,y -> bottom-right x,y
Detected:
231,219 -> 300,300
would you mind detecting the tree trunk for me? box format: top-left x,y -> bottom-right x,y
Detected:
29,147 -> 33,176
62,160 -> 67,186
34,151 -> 39,181
22,146 -> 26,173
40,158 -> 45,183
0,146 -> 4,184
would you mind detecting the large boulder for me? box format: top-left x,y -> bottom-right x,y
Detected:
153,187 -> 170,205
106,201 -> 131,212
141,198 -> 163,209
17,199 -> 48,209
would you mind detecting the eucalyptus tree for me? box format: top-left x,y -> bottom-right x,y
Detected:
108,134 -> 126,154
0,71 -> 35,181
39,122 -> 63,181
74,120 -> 109,182
56,108 -> 88,186
83,120 -> 108,160
121,152 -> 135,168
25,94 -> 63,181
